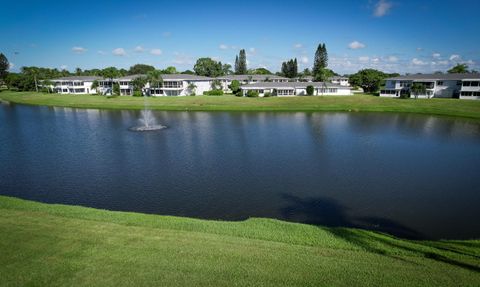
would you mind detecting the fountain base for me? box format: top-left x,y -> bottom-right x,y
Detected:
129,124 -> 167,132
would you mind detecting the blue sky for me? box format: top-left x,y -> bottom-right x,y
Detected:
2,0 -> 479,74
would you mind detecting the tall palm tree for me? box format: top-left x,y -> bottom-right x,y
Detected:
146,70 -> 163,96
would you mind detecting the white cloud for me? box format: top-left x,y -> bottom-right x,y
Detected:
412,58 -> 427,65
97,50 -> 106,55
293,43 -> 303,49
134,46 -> 145,53
348,41 -> 366,49
359,56 -> 370,62
60,65 -> 68,70
249,47 -> 256,53
8,63 -> 14,69
386,56 -> 398,62
437,60 -> 449,65
112,48 -> 126,56
72,46 -> 87,54
449,54 -> 461,61
150,49 -> 162,56
373,0 -> 393,17
219,44 -> 228,50
371,57 -> 380,63
300,56 -> 309,64
432,53 -> 441,58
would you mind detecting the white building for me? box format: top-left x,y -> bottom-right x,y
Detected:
51,76 -> 102,94
102,74 -> 213,96
216,74 -> 289,92
240,82 -> 352,97
330,76 -> 350,86
380,73 -> 480,99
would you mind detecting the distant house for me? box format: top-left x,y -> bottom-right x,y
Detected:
330,76 -> 350,86
240,82 -> 352,97
51,76 -> 102,94
380,73 -> 480,99
216,74 -> 289,92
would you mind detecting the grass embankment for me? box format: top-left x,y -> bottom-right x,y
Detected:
1,91 -> 480,119
0,196 -> 479,286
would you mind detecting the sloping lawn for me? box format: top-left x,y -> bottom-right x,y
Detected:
0,196 -> 479,286
1,91 -> 480,119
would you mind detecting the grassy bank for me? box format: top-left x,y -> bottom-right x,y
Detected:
2,91 -> 480,119
0,196 -> 479,286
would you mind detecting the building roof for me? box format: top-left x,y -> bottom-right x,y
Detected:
52,76 -> 103,81
241,82 -> 351,89
387,73 -> 480,81
216,74 -> 289,81
330,76 -> 349,80
115,74 -> 213,81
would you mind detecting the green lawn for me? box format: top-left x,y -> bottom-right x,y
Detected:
2,91 -> 480,119
0,196 -> 479,286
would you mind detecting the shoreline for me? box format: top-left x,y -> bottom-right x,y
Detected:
2,91 -> 480,120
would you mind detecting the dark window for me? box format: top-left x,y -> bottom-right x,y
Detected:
437,81 -> 443,86
463,81 -> 471,87
471,81 -> 479,87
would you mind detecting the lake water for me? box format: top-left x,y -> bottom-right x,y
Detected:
1,102 -> 480,240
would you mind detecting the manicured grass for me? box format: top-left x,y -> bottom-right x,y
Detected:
0,196 -> 479,286
2,91 -> 480,119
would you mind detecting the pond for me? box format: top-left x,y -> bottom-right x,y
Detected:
1,103 -> 480,240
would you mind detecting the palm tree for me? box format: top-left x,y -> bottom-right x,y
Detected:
187,82 -> 197,96
146,70 -> 163,96
131,76 -> 148,96
411,83 -> 427,99
91,80 -> 99,94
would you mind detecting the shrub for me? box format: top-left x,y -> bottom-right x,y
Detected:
399,91 -> 410,99
263,92 -> 272,97
246,90 -> 259,97
306,85 -> 314,96
203,89 -> 224,96
234,90 -> 243,97
229,80 -> 241,94
133,91 -> 143,97
272,89 -> 278,96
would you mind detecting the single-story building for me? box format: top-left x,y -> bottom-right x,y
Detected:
51,76 -> 102,94
240,82 -> 352,97
216,74 -> 289,92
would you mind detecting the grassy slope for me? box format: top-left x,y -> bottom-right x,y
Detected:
1,91 -> 480,119
0,196 -> 479,286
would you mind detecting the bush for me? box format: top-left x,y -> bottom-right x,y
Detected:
234,90 -> 243,97
133,91 -> 143,97
246,90 -> 259,98
399,91 -> 410,99
203,89 -> 224,96
263,92 -> 272,97
272,89 -> 278,96
306,85 -> 314,96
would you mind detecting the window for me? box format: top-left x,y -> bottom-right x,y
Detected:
471,81 -> 480,87
381,90 -> 396,95
461,91 -> 473,96
277,89 -> 294,95
437,81 -> 443,86
463,81 -> 471,87
163,81 -> 183,88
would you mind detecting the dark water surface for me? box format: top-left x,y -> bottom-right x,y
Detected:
1,103 -> 479,240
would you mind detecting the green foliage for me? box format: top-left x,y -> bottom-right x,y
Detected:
211,79 -> 222,90
272,89 -> 278,96
0,53 -> 10,80
306,85 -> 314,96
181,70 -> 195,75
128,64 -> 155,75
229,80 -> 241,94
112,82 -> 120,96
234,90 -> 243,97
248,68 -> 272,75
101,67 -> 121,79
349,69 -> 388,93
146,70 -> 163,88
222,64 -> 233,75
131,76 -> 148,93
410,82 -> 427,99
246,90 -> 259,97
448,64 -> 469,74
281,58 -> 298,78
187,82 -> 197,96
91,80 -> 99,90
203,90 -> 224,96
313,43 -> 328,76
194,58 -> 223,77
133,91 -> 143,97
161,66 -> 177,74
5,73 -> 36,91
263,91 -> 272,97
235,49 -> 247,74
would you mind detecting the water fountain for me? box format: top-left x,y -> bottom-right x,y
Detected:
129,89 -> 167,132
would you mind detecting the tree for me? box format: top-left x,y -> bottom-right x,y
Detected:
112,82 -> 120,96
128,64 -> 155,75
91,80 -> 99,94
193,58 -> 223,77
222,63 -> 233,75
187,82 -> 197,95
235,49 -> 247,74
229,80 -> 241,95
249,68 -> 271,75
411,82 -> 427,99
281,58 -> 298,78
448,64 -> 469,74
146,70 -> 163,94
0,53 -> 10,81
181,70 -> 195,75
313,43 -> 328,78
349,69 -> 387,93
210,79 -> 222,90
162,66 -> 177,74
75,67 -> 82,76
131,76 -> 147,96
306,85 -> 314,96
302,68 -> 312,76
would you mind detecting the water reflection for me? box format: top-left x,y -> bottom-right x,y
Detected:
1,104 -> 480,239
